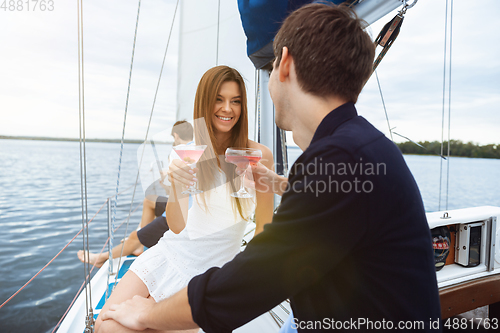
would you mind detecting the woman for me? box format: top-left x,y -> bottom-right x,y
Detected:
77,120 -> 194,268
96,66 -> 274,332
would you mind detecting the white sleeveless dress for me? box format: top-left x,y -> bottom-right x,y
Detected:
130,171 -> 255,301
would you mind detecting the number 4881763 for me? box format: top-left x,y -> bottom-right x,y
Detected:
1,0 -> 55,11
444,317 -> 498,330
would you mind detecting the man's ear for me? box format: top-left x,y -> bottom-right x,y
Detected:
278,46 -> 291,83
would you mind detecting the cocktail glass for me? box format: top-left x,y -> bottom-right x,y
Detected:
173,145 -> 207,194
225,147 -> 262,198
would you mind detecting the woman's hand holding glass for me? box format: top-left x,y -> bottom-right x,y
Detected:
172,144 -> 206,194
235,162 -> 289,197
167,159 -> 199,195
225,148 -> 262,198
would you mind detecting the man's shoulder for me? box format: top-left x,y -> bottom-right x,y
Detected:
296,116 -> 404,179
334,115 -> 384,146
310,116 -> 391,157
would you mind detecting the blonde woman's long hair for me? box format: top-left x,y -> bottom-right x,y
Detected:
193,66 -> 250,220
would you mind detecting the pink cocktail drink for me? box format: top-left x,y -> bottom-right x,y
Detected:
172,144 -> 207,195
175,149 -> 204,165
225,147 -> 262,198
225,155 -> 262,169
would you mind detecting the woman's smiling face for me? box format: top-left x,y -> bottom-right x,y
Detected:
212,81 -> 241,135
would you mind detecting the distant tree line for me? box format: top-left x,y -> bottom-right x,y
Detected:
0,135 -> 144,144
397,140 -> 500,159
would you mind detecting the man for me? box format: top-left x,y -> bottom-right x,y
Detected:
101,4 -> 441,332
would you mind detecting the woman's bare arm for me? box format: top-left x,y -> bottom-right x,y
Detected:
165,159 -> 194,233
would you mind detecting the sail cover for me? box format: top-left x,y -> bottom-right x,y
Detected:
238,0 -> 404,69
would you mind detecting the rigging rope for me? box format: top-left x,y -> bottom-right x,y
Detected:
374,70 -> 394,142
113,0 -> 181,285
76,0 -> 94,330
446,1 -> 453,211
371,0 -> 418,75
372,12 -> 403,73
370,2 -> 420,148
393,132 -> 447,160
439,0 -> 453,211
216,0 -> 221,65
111,0 -> 142,289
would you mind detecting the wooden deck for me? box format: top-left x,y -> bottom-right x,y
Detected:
440,274 -> 500,319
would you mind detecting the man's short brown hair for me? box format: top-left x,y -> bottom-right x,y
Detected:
171,120 -> 193,141
273,3 -> 374,103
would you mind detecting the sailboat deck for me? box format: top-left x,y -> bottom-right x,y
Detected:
440,274 -> 500,319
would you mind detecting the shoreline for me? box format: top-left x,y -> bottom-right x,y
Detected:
2,136 -> 498,159
0,135 -> 169,144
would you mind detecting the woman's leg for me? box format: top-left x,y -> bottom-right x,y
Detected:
95,270 -> 150,332
96,270 -> 199,333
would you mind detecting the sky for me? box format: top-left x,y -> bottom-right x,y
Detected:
0,0 -> 499,145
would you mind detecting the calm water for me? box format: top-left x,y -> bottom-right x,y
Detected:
0,139 -> 144,332
0,140 -> 499,332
